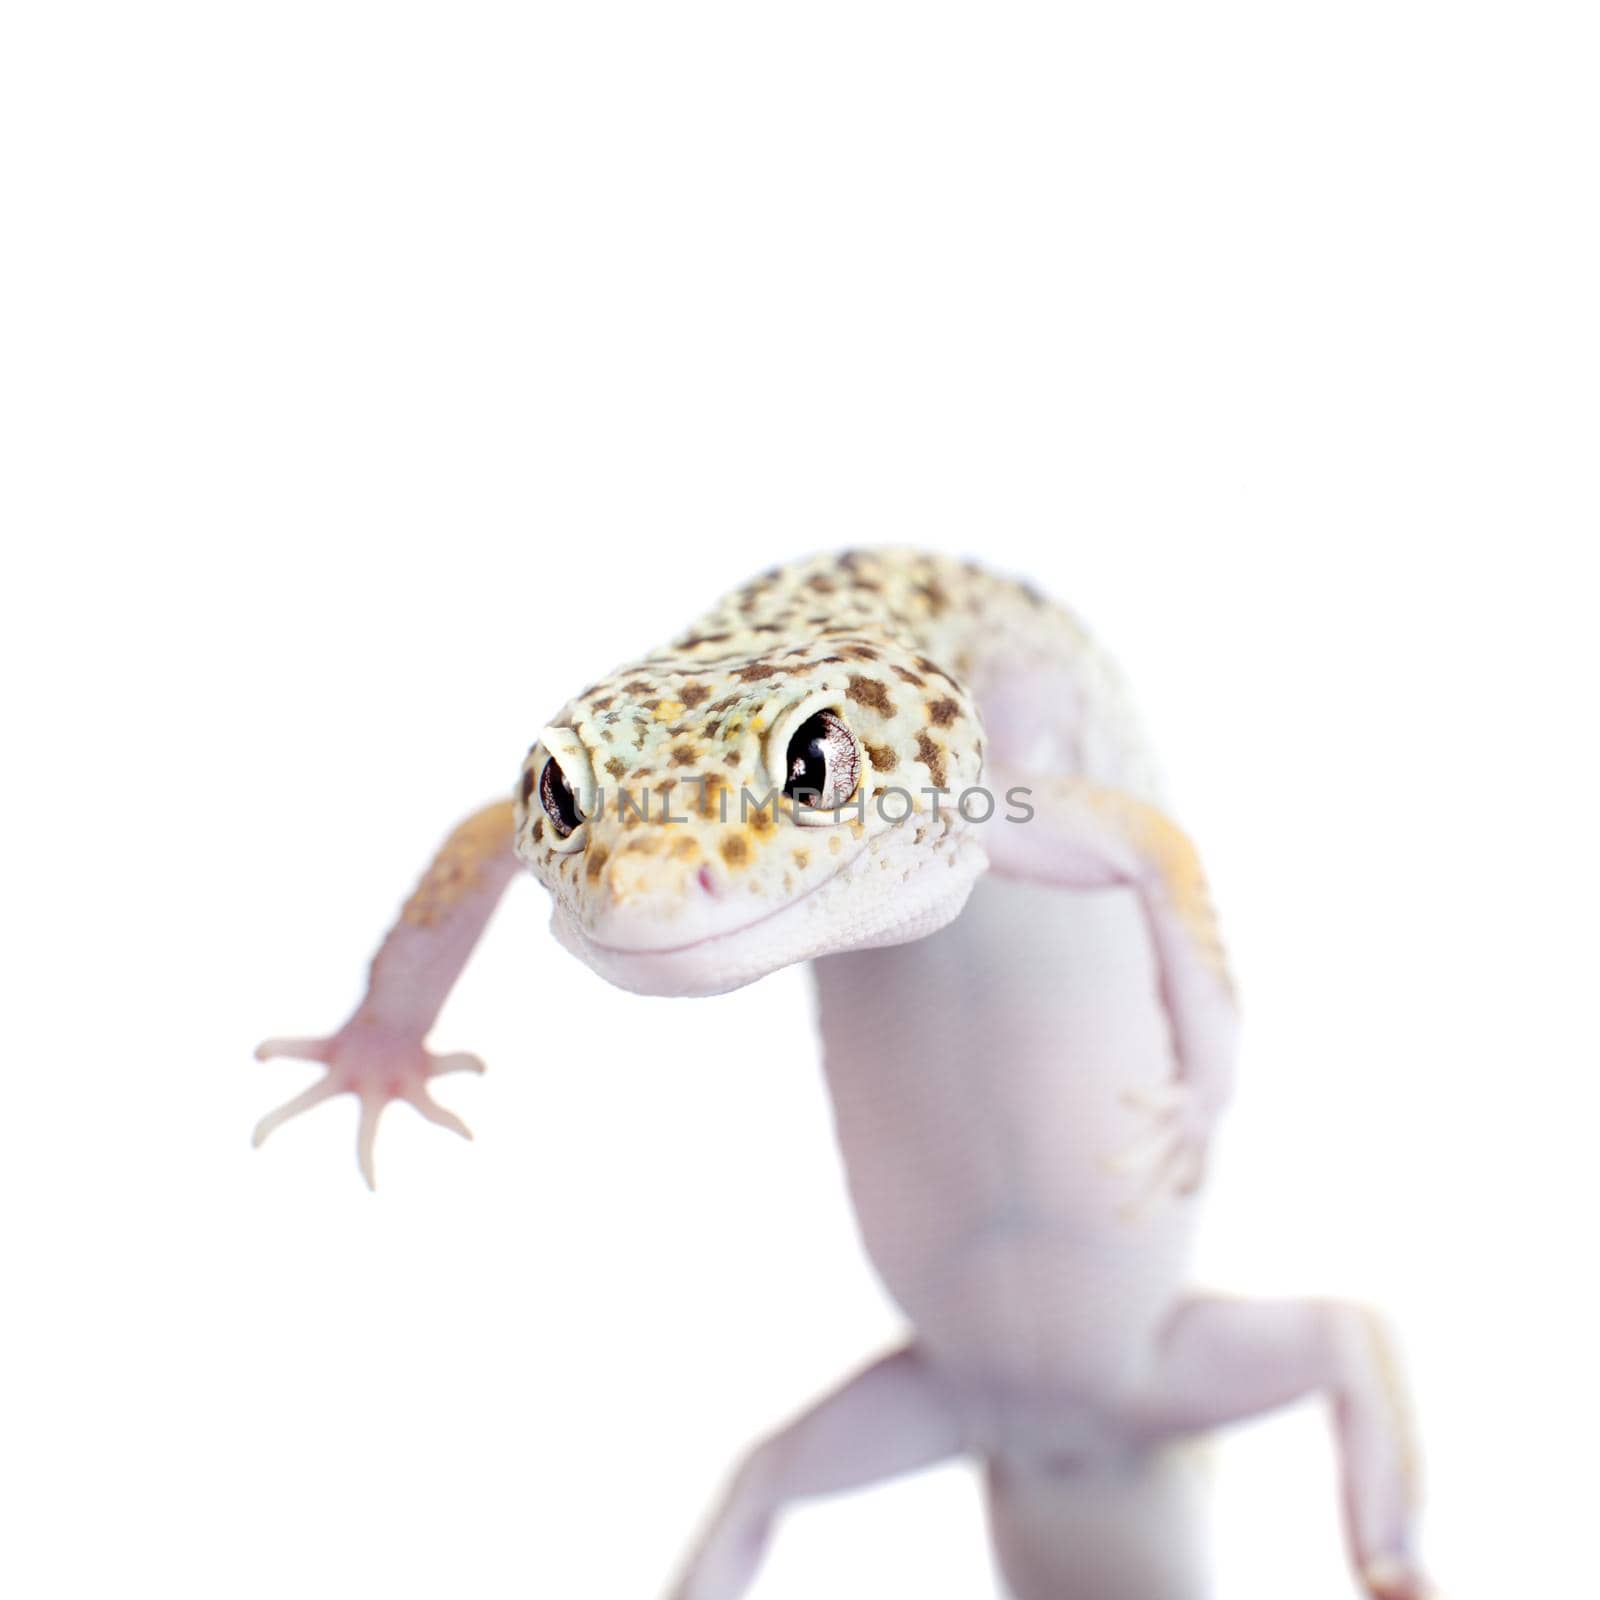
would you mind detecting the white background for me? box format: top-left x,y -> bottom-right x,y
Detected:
3,5 -> 1596,1597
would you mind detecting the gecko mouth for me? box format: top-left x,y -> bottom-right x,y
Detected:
582,845 -> 857,958
548,817 -> 988,997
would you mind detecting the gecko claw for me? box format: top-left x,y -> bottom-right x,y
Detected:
251,1075 -> 341,1148
428,1051 -> 487,1078
401,1084 -> 475,1141
1362,1556 -> 1436,1599
253,1034 -> 334,1064
253,1019 -> 484,1185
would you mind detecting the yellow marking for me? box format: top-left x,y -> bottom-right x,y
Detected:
1084,785 -> 1233,990
653,700 -> 685,721
402,800 -> 516,928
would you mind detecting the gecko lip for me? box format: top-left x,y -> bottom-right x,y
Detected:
549,818 -> 987,998
580,844 -> 859,958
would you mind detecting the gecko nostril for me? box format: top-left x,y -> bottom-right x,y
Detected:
697,865 -> 717,896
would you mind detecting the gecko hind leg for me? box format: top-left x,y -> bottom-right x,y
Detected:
667,1342 -> 965,1600
1120,1295 -> 1429,1600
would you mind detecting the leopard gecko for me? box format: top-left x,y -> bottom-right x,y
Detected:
254,547 -> 1428,1600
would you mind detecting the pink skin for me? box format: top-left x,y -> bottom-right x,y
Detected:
979,769 -> 1241,1203
254,800 -> 521,1188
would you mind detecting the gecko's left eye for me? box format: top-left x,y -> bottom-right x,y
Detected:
539,759 -> 583,838
783,710 -> 860,810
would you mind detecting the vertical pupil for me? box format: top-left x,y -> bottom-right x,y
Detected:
540,760 -> 581,835
795,737 -> 829,792
786,711 -> 848,806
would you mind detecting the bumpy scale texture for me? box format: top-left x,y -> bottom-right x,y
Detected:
513,547 -> 1150,951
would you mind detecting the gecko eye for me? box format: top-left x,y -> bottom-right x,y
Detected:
783,710 -> 860,810
540,759 -> 583,838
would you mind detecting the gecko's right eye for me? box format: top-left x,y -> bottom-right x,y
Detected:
540,759 -> 583,838
782,709 -> 860,811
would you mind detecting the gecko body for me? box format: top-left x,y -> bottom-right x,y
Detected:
256,549 -> 1426,1600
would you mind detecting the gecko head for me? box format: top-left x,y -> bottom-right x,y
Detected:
513,623 -> 989,996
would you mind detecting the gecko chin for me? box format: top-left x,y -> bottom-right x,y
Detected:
549,821 -> 990,998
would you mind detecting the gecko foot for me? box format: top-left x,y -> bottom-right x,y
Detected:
253,1019 -> 484,1188
1106,1082 -> 1221,1215
1362,1555 -> 1436,1599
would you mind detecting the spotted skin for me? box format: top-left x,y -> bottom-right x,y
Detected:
512,548 -> 1176,973
253,546 -> 1427,1600
518,555 -> 983,848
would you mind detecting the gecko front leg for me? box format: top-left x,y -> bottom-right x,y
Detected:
254,798 -> 520,1187
982,773 -> 1239,1205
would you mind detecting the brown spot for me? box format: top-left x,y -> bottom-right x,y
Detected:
913,579 -> 950,616
916,731 -> 948,788
807,574 -> 836,594
748,805 -> 775,834
697,774 -> 726,819
720,834 -> 752,868
589,695 -> 614,712
679,683 -> 712,709
519,766 -> 537,805
532,817 -> 544,842
892,665 -> 926,688
604,757 -> 627,780
669,834 -> 700,860
701,719 -> 722,740
792,850 -> 810,870
864,742 -> 898,772
620,680 -> 653,695
707,694 -> 742,714
584,844 -> 610,883
723,751 -> 741,766
736,662 -> 779,682
828,834 -> 843,855
846,675 -> 896,716
842,644 -> 880,661
669,745 -> 700,767
927,697 -> 959,727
